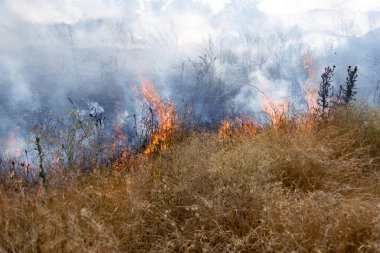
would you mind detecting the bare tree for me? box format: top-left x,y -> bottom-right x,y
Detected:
171,39 -> 242,126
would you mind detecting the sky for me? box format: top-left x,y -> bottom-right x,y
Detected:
1,0 -> 380,154
2,0 -> 380,54
3,0 -> 380,38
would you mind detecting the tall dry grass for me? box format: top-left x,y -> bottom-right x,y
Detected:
0,105 -> 380,252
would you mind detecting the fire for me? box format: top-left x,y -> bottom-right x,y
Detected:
5,126 -> 23,159
235,116 -> 258,137
112,103 -> 129,171
303,53 -> 318,111
218,116 -> 258,140
218,119 -> 233,139
140,81 -> 177,154
296,114 -> 317,132
262,96 -> 289,127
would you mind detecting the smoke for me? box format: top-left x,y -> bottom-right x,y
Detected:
1,0 -> 380,152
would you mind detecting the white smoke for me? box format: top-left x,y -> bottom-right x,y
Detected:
0,0 -> 379,138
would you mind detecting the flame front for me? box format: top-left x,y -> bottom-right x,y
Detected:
236,116 -> 258,137
5,125 -> 23,159
218,119 -> 233,139
218,117 -> 258,140
112,103 -> 129,171
141,81 -> 177,154
262,96 -> 289,127
303,53 -> 318,111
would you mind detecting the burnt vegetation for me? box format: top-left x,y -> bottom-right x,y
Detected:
0,61 -> 380,252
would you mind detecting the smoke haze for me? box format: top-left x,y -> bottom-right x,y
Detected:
1,0 -> 380,153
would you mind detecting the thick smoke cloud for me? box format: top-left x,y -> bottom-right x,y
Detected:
1,0 -> 380,154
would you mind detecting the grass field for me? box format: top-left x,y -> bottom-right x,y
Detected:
1,106 -> 380,252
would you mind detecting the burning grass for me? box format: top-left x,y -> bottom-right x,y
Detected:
140,81 -> 178,155
304,52 -> 319,111
0,106 -> 380,252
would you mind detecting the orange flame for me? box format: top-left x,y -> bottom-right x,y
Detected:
218,119 -> 233,139
5,126 -> 23,159
262,96 -> 289,127
218,116 -> 258,140
140,81 -> 177,154
235,116 -> 258,137
303,53 -> 318,111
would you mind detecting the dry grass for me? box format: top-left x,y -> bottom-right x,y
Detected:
0,106 -> 380,252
